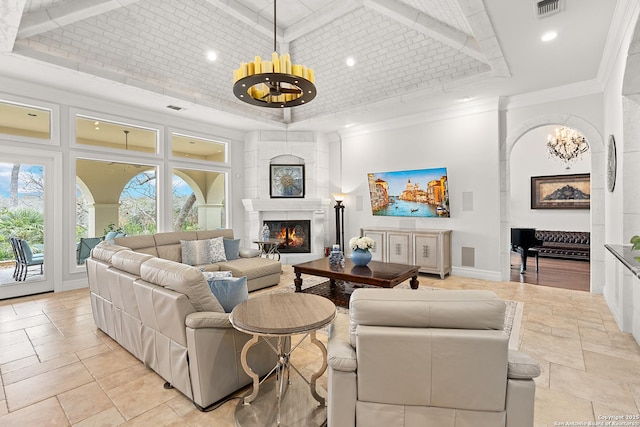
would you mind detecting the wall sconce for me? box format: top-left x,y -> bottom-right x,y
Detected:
333,193 -> 346,252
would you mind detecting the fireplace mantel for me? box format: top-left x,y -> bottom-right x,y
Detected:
242,198 -> 331,212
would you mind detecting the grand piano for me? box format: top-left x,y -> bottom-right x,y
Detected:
511,228 -> 542,274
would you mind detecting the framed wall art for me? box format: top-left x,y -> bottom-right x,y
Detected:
270,164 -> 305,198
367,167 -> 450,217
531,173 -> 590,209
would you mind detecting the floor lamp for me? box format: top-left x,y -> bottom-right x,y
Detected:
333,194 -> 346,252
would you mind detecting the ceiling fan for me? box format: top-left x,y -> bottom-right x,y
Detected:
107,130 -> 143,167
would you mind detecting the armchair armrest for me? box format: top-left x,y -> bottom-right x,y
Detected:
186,312 -> 232,329
328,321 -> 357,372
508,350 -> 541,380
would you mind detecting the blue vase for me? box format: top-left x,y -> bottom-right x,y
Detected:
351,248 -> 372,266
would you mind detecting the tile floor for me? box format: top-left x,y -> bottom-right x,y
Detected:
0,266 -> 638,426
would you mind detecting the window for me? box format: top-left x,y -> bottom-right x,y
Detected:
0,101 -> 51,140
76,159 -> 157,241
171,133 -> 226,162
76,116 -> 156,153
172,168 -> 226,231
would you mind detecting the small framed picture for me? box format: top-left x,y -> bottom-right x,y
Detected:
531,173 -> 590,209
270,164 -> 305,198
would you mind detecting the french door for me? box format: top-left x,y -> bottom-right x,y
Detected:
0,151 -> 59,299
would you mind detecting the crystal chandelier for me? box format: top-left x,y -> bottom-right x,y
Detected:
232,0 -> 316,108
547,126 -> 589,167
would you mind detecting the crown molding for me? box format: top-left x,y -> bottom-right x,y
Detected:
501,79 -> 603,111
339,97 -> 501,138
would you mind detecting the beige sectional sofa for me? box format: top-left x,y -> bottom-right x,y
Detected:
86,230 -> 282,409
111,229 -> 282,292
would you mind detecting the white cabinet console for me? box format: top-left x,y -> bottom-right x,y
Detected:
361,228 -> 452,279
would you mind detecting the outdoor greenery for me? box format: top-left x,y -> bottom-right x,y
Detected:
0,207 -> 44,261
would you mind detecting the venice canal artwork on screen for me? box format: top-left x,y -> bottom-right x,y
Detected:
367,167 -> 450,218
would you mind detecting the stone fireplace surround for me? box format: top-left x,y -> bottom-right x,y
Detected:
241,198 -> 331,264
242,130 -> 332,265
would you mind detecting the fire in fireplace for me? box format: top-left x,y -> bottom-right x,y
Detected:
264,220 -> 311,253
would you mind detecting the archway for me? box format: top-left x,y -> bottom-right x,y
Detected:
501,115 -> 603,292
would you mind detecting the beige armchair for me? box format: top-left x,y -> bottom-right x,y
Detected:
327,288 -> 540,427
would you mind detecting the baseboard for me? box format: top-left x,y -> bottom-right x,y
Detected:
62,278 -> 88,292
451,266 -> 502,282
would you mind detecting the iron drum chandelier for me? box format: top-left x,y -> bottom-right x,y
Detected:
546,126 -> 589,167
232,1 -> 316,108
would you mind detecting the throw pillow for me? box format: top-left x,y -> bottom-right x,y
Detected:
202,270 -> 233,280
223,238 -> 241,260
239,248 -> 261,258
180,240 -> 211,266
207,236 -> 227,263
105,231 -> 118,240
206,276 -> 248,313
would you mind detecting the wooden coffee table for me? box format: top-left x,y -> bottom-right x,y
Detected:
293,258 -> 420,305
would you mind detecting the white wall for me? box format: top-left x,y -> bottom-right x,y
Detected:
602,1 -> 640,336
340,106 -> 502,279
509,124 -> 591,231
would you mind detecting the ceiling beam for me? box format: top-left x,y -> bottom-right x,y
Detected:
17,0 -> 140,39
363,0 -> 486,63
283,0 -> 362,43
204,0 -> 280,41
0,0 -> 27,52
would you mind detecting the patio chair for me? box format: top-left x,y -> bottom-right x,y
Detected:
9,237 -> 21,280
76,237 -> 104,265
15,238 -> 44,281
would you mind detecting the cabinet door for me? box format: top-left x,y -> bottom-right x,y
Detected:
387,232 -> 412,264
363,230 -> 385,262
414,234 -> 438,269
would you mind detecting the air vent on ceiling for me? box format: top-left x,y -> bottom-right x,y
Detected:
536,0 -> 561,18
166,105 -> 184,111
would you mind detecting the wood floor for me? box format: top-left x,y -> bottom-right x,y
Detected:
510,252 -> 590,292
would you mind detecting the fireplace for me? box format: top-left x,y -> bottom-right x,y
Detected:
264,220 -> 311,253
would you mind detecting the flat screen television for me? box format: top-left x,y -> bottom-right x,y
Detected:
367,167 -> 449,217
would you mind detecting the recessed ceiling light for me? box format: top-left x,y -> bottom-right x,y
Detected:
206,51 -> 218,62
346,57 -> 355,67
541,31 -> 557,42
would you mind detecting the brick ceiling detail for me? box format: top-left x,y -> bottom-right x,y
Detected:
10,0 -> 506,126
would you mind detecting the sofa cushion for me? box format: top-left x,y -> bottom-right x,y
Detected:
111,250 -> 154,275
349,289 -> 505,345
216,257 -> 282,280
206,276 -> 248,313
92,242 -> 131,263
196,229 -> 234,240
140,257 -> 224,313
223,238 -> 241,260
